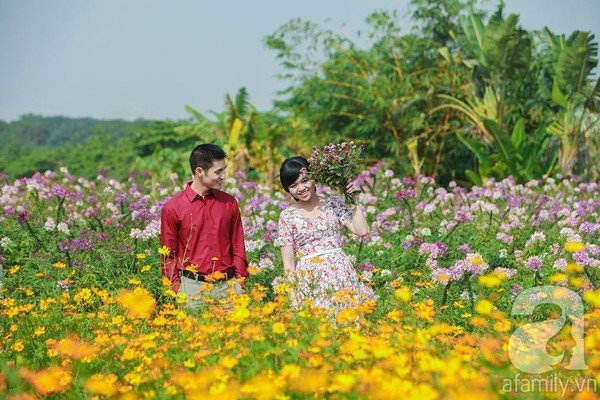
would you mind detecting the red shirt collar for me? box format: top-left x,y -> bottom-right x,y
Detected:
183,181 -> 215,202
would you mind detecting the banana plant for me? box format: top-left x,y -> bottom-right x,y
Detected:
175,88 -> 254,177
174,88 -> 288,186
542,29 -> 600,175
455,118 -> 557,185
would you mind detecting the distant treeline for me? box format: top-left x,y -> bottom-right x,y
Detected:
0,114 -> 192,181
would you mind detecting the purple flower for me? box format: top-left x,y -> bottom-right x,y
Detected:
580,222 -> 599,235
17,211 -> 31,224
526,256 -> 543,272
511,284 -> 523,300
457,244 -> 471,253
358,262 -> 375,272
395,189 -> 415,201
402,177 -> 414,187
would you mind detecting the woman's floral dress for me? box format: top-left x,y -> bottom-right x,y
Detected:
275,196 -> 375,311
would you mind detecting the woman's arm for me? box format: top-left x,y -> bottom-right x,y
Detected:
280,245 -> 296,280
344,204 -> 369,237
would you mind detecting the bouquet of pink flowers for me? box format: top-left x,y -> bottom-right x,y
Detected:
307,141 -> 364,205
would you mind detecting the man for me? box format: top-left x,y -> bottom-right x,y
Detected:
160,144 -> 248,308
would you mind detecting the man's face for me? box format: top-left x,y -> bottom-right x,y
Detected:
198,159 -> 226,190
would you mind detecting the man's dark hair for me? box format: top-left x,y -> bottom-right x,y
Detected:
189,144 -> 226,173
279,156 -> 310,192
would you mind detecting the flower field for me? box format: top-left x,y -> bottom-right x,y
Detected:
1,164 -> 599,399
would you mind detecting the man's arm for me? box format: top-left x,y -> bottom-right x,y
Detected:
230,204 -> 249,281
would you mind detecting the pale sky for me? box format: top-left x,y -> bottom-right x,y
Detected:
0,0 -> 598,122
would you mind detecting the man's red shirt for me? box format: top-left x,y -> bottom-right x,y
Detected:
160,183 -> 248,291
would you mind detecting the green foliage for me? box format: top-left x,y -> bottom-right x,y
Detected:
541,29 -> 600,175
0,115 -> 153,180
1,0 -> 598,187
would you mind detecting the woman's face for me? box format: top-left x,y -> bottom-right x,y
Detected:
287,169 -> 316,201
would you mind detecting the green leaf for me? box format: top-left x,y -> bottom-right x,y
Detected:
483,119 -> 517,170
510,119 -> 525,150
456,132 -> 490,164
464,169 -> 482,186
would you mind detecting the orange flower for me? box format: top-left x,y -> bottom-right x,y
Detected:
413,300 -> 435,322
19,366 -> 72,396
205,270 -> 226,283
289,368 -> 329,394
116,287 -> 156,319
84,373 -> 119,396
50,336 -> 97,360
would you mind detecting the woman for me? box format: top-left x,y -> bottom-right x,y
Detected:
274,156 -> 375,313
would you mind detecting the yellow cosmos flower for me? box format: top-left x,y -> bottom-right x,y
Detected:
84,373 -> 119,397
280,364 -> 301,381
394,286 -> 412,302
248,265 -> 261,275
135,253 -> 147,260
566,263 -> 584,273
33,326 -> 46,337
175,292 -> 187,304
185,264 -> 198,272
12,340 -> 24,352
116,287 -> 156,319
140,264 -> 151,272
289,368 -> 329,394
330,373 -> 356,393
158,245 -> 171,256
128,278 -> 141,285
493,319 -> 512,332
478,271 -> 505,288
475,299 -> 494,315
73,288 -> 94,305
52,261 -> 67,269
549,273 -> 568,283
219,355 -> 238,369
583,290 -> 600,307
273,283 -> 291,295
385,309 -> 404,322
9,265 -> 20,274
240,372 -> 282,399
413,300 -> 435,322
271,322 -> 286,334
564,241 -> 585,253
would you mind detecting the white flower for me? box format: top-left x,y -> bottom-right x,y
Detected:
56,222 -> 70,235
44,218 -> 56,231
0,237 -> 11,248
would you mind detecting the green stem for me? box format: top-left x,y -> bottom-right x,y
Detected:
466,276 -> 475,314
24,220 -> 46,251
441,281 -> 452,307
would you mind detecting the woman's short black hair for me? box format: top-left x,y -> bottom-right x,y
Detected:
279,156 -> 310,192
